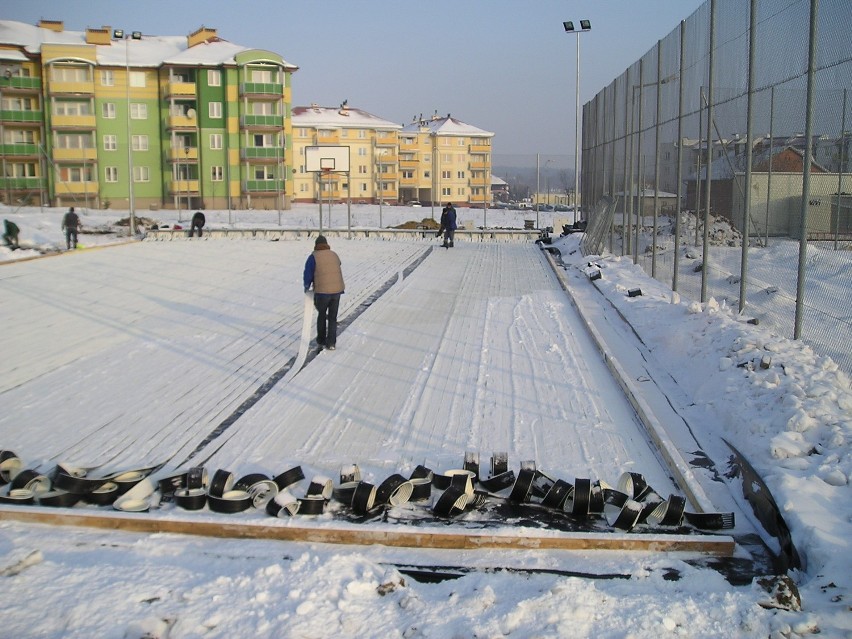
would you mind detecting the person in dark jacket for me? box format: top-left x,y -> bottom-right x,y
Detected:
2,219 -> 20,249
190,211 -> 206,238
61,207 -> 80,250
303,235 -> 345,350
438,202 -> 457,248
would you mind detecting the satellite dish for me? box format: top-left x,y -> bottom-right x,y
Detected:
187,108 -> 196,118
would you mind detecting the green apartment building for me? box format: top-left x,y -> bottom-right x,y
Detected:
0,19 -> 297,212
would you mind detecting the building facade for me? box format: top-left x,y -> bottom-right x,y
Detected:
0,19 -> 495,213
0,19 -> 297,211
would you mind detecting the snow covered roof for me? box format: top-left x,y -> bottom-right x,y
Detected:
0,19 -> 297,69
292,104 -> 402,131
401,114 -> 493,138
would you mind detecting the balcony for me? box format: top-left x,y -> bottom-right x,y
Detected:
164,81 -> 196,98
376,154 -> 398,164
52,114 -> 96,129
240,82 -> 283,97
54,181 -> 97,194
243,179 -> 285,193
241,147 -> 282,161
316,133 -> 340,144
399,140 -> 418,151
0,109 -> 43,125
48,81 -> 94,96
53,148 -> 97,161
0,143 -> 39,158
377,171 -> 399,181
2,76 -> 41,92
399,175 -> 418,186
169,179 -> 199,194
167,147 -> 198,162
399,159 -> 418,170
469,160 -> 489,170
167,114 -> 197,129
240,114 -> 283,129
469,143 -> 491,153
1,176 -> 44,190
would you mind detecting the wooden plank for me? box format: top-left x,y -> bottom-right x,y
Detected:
0,507 -> 734,555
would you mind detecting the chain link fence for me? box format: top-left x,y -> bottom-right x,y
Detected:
581,0 -> 852,378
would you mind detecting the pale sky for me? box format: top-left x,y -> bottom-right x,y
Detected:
2,0 -> 706,159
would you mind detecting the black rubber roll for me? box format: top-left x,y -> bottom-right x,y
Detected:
351,481 -> 377,515
273,466 -> 305,491
646,494 -> 686,527
305,476 -> 333,500
617,472 -> 652,501
208,469 -> 235,498
376,474 -> 413,507
433,486 -> 470,517
82,481 -> 119,505
470,490 -> 489,509
207,489 -> 252,514
339,464 -> 361,484
431,473 -> 451,491
588,482 -> 605,514
36,490 -> 80,508
463,452 -> 480,481
569,478 -> 592,516
448,472 -> 474,496
157,472 -> 188,497
0,450 -> 20,485
266,490 -> 300,517
297,495 -> 326,515
684,510 -> 735,530
112,497 -> 150,512
53,470 -> 107,495
332,481 -> 360,506
234,473 -> 271,492
610,499 -> 643,531
0,489 -> 34,505
602,489 -> 629,525
11,469 -> 50,494
478,470 -> 515,493
490,453 -> 509,477
530,470 -> 556,499
508,468 -> 536,503
173,488 -> 207,511
408,477 -> 432,501
409,465 -> 433,482
541,479 -> 574,509
187,466 -> 207,490
111,471 -> 146,496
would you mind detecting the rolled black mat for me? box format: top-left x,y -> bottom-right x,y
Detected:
273,466 -> 305,491
208,469 -> 235,498
433,486 -> 470,517
207,490 -> 252,514
36,490 -> 80,508
173,488 -> 207,511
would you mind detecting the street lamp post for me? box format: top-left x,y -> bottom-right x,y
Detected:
112,29 -> 141,236
184,146 -> 190,216
563,20 -> 591,225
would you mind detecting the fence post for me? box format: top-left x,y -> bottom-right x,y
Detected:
701,0 -> 716,303
653,40 -> 663,278
674,20 -> 686,292
739,0 -> 757,313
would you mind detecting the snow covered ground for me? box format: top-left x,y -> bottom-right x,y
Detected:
0,203 -> 849,638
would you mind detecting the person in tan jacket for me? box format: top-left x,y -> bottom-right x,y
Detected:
303,235 -> 345,350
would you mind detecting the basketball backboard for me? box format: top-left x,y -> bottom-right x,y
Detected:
305,145 -> 350,173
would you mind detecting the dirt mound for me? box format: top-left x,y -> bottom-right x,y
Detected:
394,218 -> 440,230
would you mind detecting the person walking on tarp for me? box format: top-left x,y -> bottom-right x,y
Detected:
61,206 -> 80,250
190,211 -> 206,238
303,235 -> 345,351
438,202 -> 457,248
2,219 -> 20,250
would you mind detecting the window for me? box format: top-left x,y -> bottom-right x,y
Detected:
209,134 -> 223,150
132,166 -> 150,182
424,170 -> 430,178
251,102 -> 275,115
209,102 -> 222,118
101,70 -> 114,86
129,71 -> 146,87
55,133 -> 93,149
102,102 -> 116,119
103,135 -> 117,151
131,135 -> 148,151
402,170 -> 414,179
54,101 -> 91,116
208,69 -> 221,86
360,183 -> 367,192
50,66 -> 89,82
8,162 -> 37,177
130,103 -> 147,119
443,154 -> 452,163
457,171 -> 465,179
442,171 -> 451,179
4,129 -> 34,144
211,166 -> 223,181
357,147 -> 367,157
459,138 -> 465,147
254,166 -> 274,180
250,68 -> 274,83
298,128 -> 308,138
253,133 -> 273,147
1,96 -> 34,111
58,166 -> 92,182
105,166 -> 118,182
442,187 -> 451,196
358,130 -> 366,139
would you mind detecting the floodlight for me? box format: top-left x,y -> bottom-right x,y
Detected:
112,29 -> 124,39
580,20 -> 591,30
563,21 -> 574,32
131,31 -> 142,40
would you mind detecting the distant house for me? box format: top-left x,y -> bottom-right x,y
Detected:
491,175 -> 509,203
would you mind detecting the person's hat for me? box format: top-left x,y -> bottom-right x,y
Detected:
315,235 -> 328,247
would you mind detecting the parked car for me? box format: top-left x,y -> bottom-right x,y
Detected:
406,200 -> 422,207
